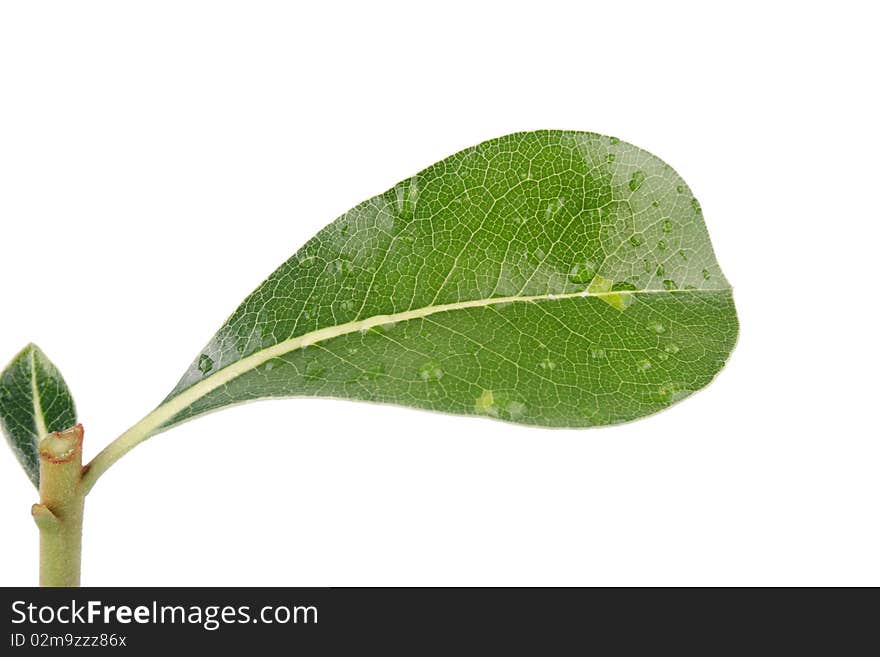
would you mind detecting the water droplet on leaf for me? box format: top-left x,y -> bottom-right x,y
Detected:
331,258 -> 353,277
568,261 -> 597,284
658,382 -> 677,399
629,170 -> 647,192
419,359 -> 444,382
197,354 -> 213,374
504,400 -> 527,420
475,389 -> 495,415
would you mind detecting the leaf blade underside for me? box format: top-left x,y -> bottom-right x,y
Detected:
154,130 -> 736,430
0,344 -> 77,487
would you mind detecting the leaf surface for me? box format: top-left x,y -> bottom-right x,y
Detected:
155,130 -> 737,431
0,344 -> 77,486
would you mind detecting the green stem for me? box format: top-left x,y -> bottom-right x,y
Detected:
33,424 -> 85,587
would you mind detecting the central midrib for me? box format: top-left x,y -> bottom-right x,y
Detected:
146,287 -> 725,429
30,348 -> 49,439
83,285 -> 727,490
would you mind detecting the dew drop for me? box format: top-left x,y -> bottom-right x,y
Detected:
609,136 -> 620,145
657,240 -> 667,251
702,268 -> 711,280
197,354 -> 213,374
478,391 -> 528,420
658,382 -> 677,399
629,235 -> 643,247
475,389 -> 496,415
331,258 -> 353,277
663,279 -> 677,290
606,153 -> 616,162
655,264 -> 665,277
676,184 -> 684,194
629,170 -> 647,192
504,400 -> 527,420
568,261 -> 597,285
419,359 -> 444,382
691,198 -> 702,213
678,250 -> 688,261
662,219 -> 673,233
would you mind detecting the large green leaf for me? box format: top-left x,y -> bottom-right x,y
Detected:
0,344 -> 77,487
92,131 -> 738,479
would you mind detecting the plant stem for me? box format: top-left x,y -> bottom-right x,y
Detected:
32,424 -> 85,586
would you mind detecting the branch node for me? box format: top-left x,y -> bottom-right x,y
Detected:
31,503 -> 59,531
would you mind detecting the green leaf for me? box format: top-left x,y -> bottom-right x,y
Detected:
108,131 -> 739,459
0,344 -> 77,487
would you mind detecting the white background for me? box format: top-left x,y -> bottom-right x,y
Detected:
1,2 -> 877,586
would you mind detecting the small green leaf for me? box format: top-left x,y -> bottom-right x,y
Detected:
0,344 -> 77,487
